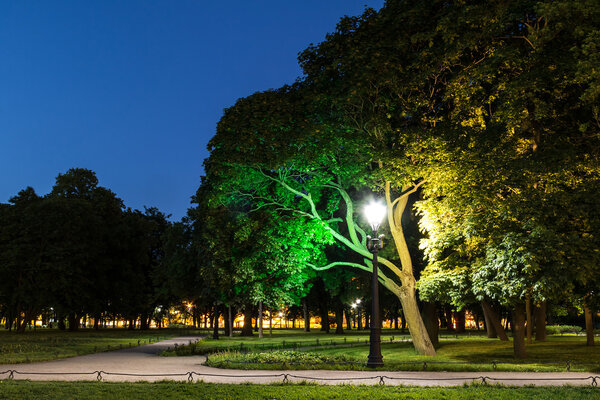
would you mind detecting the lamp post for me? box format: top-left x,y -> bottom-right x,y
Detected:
364,200 -> 386,368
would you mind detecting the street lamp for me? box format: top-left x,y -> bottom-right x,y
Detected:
363,199 -> 386,368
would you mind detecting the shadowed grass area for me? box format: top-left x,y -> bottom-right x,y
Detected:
201,334 -> 600,372
163,329 -> 418,355
0,328 -> 204,364
0,381 -> 598,400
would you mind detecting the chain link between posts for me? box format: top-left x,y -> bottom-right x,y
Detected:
1,369 -> 600,386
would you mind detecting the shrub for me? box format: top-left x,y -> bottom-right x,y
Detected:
545,325 -> 583,335
205,350 -> 357,369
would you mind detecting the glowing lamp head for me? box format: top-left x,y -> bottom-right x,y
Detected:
363,200 -> 387,231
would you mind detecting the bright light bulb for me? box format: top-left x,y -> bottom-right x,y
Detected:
363,200 -> 387,231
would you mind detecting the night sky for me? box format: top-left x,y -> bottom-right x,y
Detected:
1,0 -> 384,220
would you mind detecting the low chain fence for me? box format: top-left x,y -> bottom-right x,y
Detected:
0,369 -> 598,386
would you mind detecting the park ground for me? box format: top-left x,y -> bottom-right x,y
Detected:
1,381 -> 600,400
2,329 -> 600,399
4,328 -> 600,371
165,329 -> 600,372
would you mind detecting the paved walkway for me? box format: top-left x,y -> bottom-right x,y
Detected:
0,336 -> 598,386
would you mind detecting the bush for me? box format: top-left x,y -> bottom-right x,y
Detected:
205,350 -> 357,369
546,325 -> 583,335
166,323 -> 192,329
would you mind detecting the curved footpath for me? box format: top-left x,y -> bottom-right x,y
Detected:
0,336 -> 598,387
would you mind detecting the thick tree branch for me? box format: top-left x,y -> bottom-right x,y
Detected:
259,169 -> 320,219
391,180 -> 426,208
324,182 -> 362,247
305,261 -> 372,273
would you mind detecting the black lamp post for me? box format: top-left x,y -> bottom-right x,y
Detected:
364,200 -> 386,368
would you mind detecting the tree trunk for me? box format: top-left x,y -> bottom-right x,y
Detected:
585,304 -> 595,347
16,319 -> 26,333
58,314 -> 66,330
421,302 -> 439,347
526,295 -> 532,344
67,313 -> 79,331
455,310 -> 466,333
240,304 -> 254,336
511,303 -> 527,358
481,300 -> 508,341
386,283 -> 436,356
382,181 -> 436,355
223,306 -> 230,336
139,313 -> 147,330
258,301 -> 263,339
319,300 -> 329,333
335,302 -> 344,334
444,305 -> 454,331
345,308 -> 352,331
534,301 -> 547,341
212,306 -> 219,340
400,312 -> 405,333
303,299 -> 310,332
482,301 -> 497,338
268,308 -> 273,337
228,305 -> 233,337
358,309 -> 363,330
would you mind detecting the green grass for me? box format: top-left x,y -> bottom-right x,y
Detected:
163,329 -> 414,355
193,332 -> 600,372
310,335 -> 600,371
0,328 -> 204,364
1,381 -> 599,400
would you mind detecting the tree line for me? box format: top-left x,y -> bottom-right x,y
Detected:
1,0 -> 598,360
196,0 -> 600,358
0,168 -> 171,332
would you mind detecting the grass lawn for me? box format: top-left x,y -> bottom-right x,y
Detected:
1,381 -> 599,400
303,335 -> 600,372
181,330 -> 600,372
0,328 -> 205,364
164,329 -> 415,354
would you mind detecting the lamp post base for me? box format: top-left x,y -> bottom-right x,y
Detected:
367,326 -> 384,368
367,357 -> 384,368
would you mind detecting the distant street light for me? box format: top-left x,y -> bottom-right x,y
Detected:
364,200 -> 386,368
351,299 -> 362,329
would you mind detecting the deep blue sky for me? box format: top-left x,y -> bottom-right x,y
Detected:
0,1 -> 384,219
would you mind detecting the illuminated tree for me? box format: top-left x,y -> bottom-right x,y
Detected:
409,0 -> 600,357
